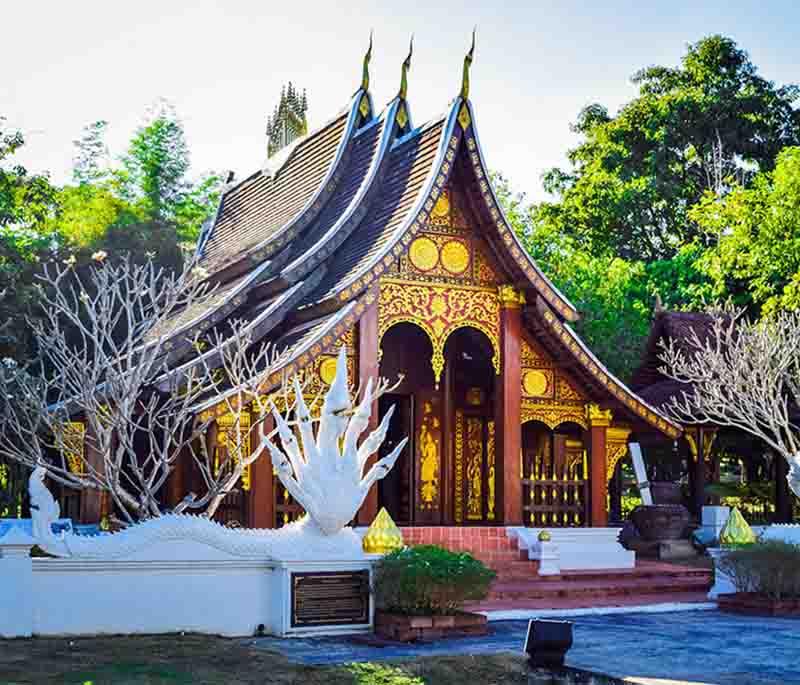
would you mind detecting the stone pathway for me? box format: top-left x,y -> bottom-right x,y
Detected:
250,609 -> 799,684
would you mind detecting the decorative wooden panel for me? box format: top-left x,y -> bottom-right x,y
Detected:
415,393 -> 442,521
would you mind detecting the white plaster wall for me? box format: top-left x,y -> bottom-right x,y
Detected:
30,559 -> 275,637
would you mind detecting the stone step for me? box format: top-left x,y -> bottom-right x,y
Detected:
486,574 -> 712,601
464,591 -> 712,614
530,565 -> 711,583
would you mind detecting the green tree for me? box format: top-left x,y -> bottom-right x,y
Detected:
0,117 -> 58,228
540,35 -> 800,261
496,173 -> 713,379
118,101 -> 219,243
0,118 -> 59,359
692,146 -> 800,314
72,120 -> 109,186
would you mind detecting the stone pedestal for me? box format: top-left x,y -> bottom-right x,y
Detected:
707,548 -> 735,599
701,506 -> 730,544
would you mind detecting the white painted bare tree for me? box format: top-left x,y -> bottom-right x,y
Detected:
0,255 -> 284,523
659,305 -> 800,499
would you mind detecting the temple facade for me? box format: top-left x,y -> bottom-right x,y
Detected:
72,44 -> 683,529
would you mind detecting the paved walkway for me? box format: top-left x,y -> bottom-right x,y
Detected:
251,609 -> 799,684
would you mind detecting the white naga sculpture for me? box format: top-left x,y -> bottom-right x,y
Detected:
265,347 -> 407,535
27,348 -> 406,561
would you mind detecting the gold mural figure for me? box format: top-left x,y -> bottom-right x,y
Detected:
419,402 -> 439,508
466,417 -> 483,519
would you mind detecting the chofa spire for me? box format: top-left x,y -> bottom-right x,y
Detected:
460,28 -> 476,99
361,31 -> 373,92
399,35 -> 413,99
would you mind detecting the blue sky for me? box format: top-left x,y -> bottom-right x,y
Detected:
3,1 -> 799,201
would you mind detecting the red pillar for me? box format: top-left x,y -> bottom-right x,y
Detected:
587,404 -> 612,527
80,425 -> 109,524
357,301 -> 380,525
250,414 -> 275,528
497,287 -> 523,525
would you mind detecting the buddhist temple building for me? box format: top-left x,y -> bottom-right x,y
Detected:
72,40 -> 684,530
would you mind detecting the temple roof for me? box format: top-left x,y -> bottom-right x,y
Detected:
159,53 -> 679,438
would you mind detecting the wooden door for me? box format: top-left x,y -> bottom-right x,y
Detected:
454,410 -> 496,523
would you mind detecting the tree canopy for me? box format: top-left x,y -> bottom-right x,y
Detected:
538,35 -> 800,262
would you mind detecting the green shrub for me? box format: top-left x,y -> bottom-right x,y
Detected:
372,545 -> 496,615
717,541 -> 800,600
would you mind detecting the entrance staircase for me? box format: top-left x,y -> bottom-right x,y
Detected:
399,526 -> 713,612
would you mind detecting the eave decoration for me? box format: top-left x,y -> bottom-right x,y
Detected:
61,421 -> 86,475
606,426 -> 632,482
216,411 -> 253,491
520,401 -> 588,430
377,277 -> 500,384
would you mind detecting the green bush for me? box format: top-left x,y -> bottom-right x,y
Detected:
717,541 -> 800,600
372,545 -> 496,615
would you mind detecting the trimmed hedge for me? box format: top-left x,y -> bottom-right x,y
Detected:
372,544 -> 496,615
717,541 -> 800,600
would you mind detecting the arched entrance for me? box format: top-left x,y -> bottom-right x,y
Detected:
377,323 -> 497,525
521,419 -> 588,527
444,327 -> 496,524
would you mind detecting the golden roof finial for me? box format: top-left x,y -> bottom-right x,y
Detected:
361,30 -> 373,92
399,35 -> 413,99
460,27 -> 476,100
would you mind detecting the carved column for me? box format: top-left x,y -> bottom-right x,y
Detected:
496,286 -> 523,525
250,413 -> 275,528
685,426 -> 717,515
586,403 -> 613,527
357,300 -> 380,525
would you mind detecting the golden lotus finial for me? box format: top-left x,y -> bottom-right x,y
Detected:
399,35 -> 413,99
362,507 -> 404,554
361,31 -> 373,92
460,28 -> 476,100
719,507 -> 756,546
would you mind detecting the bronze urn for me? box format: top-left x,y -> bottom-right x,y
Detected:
630,504 -> 690,541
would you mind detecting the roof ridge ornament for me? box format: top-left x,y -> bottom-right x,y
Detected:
399,35 -> 413,99
361,31 -> 373,92
460,27 -> 476,100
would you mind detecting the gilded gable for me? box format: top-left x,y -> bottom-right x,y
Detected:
394,188 -> 505,287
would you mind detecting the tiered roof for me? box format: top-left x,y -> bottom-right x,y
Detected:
157,41 -> 681,437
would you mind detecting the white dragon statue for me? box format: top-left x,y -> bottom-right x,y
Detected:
27,348 -> 406,560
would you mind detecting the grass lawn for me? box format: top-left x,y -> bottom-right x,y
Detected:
0,634 -> 530,684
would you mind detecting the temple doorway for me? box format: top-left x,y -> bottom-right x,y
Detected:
377,323 -> 497,525
378,323 -> 435,525
443,328 -> 497,524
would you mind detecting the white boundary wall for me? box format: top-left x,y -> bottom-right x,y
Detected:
0,527 -> 373,639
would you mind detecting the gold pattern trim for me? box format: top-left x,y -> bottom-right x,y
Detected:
487,420 -> 496,521
498,284 -> 526,309
454,410 -> 464,523
378,277 -> 500,384
62,422 -> 86,475
216,411 -> 252,491
521,401 -> 588,430
685,427 -> 718,464
606,426 -> 632,482
466,416 -> 483,520
586,403 -> 613,428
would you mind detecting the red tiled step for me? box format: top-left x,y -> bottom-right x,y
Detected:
465,591 -> 711,614
485,573 -> 712,602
